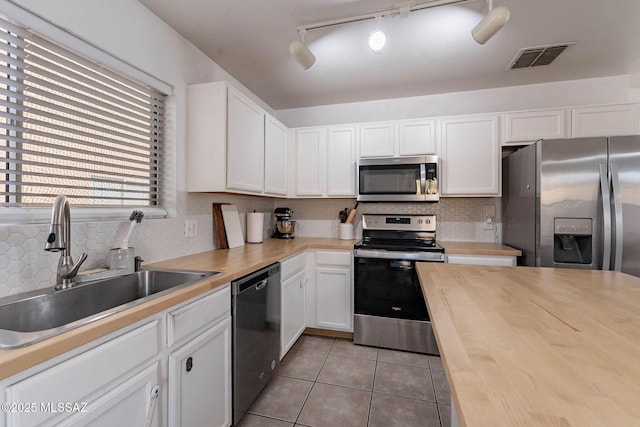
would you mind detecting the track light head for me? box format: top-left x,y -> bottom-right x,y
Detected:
472,5 -> 510,44
368,29 -> 386,52
289,39 -> 316,70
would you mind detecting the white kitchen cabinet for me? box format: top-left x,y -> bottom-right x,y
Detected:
439,115 -> 501,196
281,269 -> 306,357
295,127 -> 326,196
294,126 -> 355,198
397,119 -> 437,155
313,251 -> 353,332
359,122 -> 395,157
504,109 -> 570,144
5,321 -> 161,427
327,126 -> 356,196
571,104 -> 640,137
264,114 -> 289,196
168,317 -> 232,427
446,254 -> 516,266
280,252 -> 307,358
227,86 -> 265,193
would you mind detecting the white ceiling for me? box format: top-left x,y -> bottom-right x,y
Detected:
137,0 -> 640,110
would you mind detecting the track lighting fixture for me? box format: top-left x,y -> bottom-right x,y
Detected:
471,0 -> 510,44
289,0 -> 511,69
289,30 -> 316,70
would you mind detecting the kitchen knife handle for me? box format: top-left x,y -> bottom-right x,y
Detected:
599,163 -> 612,271
610,163 -> 623,272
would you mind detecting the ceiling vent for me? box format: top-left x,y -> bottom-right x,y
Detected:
508,43 -> 574,70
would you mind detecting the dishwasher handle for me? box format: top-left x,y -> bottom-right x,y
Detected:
232,263 -> 280,295
255,278 -> 268,291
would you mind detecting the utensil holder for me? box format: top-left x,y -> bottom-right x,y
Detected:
108,247 -> 135,273
339,223 -> 354,240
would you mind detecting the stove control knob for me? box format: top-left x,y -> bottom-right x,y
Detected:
418,219 -> 423,224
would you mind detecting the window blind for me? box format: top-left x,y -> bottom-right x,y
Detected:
0,16 -> 165,207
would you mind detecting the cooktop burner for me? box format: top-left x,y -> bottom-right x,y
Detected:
355,214 -> 444,253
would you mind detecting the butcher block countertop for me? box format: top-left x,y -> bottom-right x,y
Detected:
417,263 -> 640,427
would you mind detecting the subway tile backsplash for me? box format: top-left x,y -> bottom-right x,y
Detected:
1,195 -> 498,297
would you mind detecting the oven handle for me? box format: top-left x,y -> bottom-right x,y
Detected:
419,163 -> 427,195
354,249 -> 445,262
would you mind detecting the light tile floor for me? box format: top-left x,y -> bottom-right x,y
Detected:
237,335 -> 451,427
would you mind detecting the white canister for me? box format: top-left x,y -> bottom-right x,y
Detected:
339,223 -> 354,240
246,212 -> 264,243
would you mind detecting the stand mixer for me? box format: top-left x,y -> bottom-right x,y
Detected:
272,207 -> 296,239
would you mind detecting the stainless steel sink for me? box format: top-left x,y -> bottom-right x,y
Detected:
0,269 -> 219,349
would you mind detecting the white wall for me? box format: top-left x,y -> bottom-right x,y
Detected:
276,75 -> 635,127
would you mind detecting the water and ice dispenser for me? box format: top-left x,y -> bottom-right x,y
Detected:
553,218 -> 593,264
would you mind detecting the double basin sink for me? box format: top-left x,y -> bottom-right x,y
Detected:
0,269 -> 219,349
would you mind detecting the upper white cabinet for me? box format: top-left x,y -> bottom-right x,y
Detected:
227,86 -> 265,193
359,119 -> 436,158
264,114 -> 288,196
327,126 -> 356,196
294,125 -> 356,198
440,115 -> 501,196
359,122 -> 395,157
295,127 -> 326,196
572,104 -> 640,137
397,119 -> 437,155
504,109 -> 570,144
187,81 -> 288,196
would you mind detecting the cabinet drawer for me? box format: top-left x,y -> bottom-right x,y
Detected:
446,254 -> 516,266
281,252 -> 306,280
316,251 -> 352,267
6,320 -> 160,427
167,285 -> 231,347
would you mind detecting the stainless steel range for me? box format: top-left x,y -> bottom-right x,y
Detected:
353,214 -> 444,355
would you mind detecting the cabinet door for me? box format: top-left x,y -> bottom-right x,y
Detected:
572,104 -> 640,137
227,87 -> 265,193
504,109 -> 569,144
315,267 -> 352,331
327,126 -> 356,196
359,122 -> 395,157
397,119 -> 436,155
169,317 -> 232,427
440,115 -> 500,196
265,114 -> 288,196
58,364 -> 160,427
281,269 -> 306,358
296,127 -> 326,196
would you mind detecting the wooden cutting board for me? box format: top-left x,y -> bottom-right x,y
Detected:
221,204 -> 244,248
212,203 -> 229,249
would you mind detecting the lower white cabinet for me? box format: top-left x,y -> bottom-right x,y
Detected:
281,269 -> 306,357
308,250 -> 353,332
168,317 -> 232,427
446,254 -> 516,266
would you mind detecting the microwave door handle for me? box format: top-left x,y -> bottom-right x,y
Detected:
599,163 -> 612,271
420,164 -> 427,195
610,163 -> 623,272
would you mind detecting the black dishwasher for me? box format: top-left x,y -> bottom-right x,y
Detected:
232,262 -> 281,425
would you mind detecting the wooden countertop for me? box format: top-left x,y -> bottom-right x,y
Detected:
417,263 -> 640,427
439,241 -> 521,256
0,238 -> 356,380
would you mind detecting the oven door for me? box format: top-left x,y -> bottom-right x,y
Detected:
354,252 -> 436,321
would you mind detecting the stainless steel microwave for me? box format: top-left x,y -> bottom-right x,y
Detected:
357,155 -> 439,202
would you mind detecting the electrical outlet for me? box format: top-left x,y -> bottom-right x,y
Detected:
184,220 -> 197,237
483,205 -> 496,218
483,216 -> 494,230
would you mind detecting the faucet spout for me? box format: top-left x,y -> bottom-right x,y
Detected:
45,195 -> 87,290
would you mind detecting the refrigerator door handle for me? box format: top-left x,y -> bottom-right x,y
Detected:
599,163 -> 612,271
610,163 -> 623,272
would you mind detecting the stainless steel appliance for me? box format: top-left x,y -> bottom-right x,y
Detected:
503,136 -> 640,277
354,214 -> 444,355
232,263 -> 281,425
357,155 -> 439,202
272,207 -> 296,239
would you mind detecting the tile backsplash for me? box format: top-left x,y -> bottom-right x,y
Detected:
1,195 -> 499,297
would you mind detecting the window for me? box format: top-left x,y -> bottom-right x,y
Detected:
0,15 -> 165,208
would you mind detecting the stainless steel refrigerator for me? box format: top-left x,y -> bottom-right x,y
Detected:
502,136 -> 640,277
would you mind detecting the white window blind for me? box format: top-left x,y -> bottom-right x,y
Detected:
0,16 -> 165,208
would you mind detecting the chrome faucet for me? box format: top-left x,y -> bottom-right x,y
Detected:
44,195 -> 87,290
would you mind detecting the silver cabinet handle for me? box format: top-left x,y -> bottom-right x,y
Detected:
599,163 -> 612,271
610,163 -> 623,272
255,278 -> 268,290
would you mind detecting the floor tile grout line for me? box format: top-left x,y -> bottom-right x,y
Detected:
292,337 -> 334,425
366,353 -> 378,426
372,388 -> 439,404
